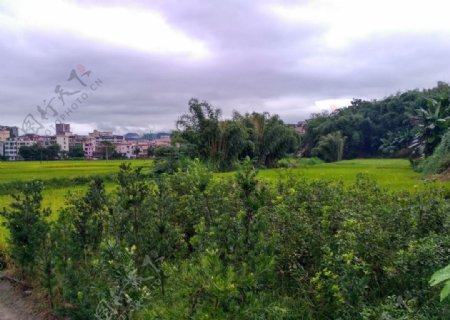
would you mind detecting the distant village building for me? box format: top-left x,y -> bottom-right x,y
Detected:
56,123 -> 71,135
3,139 -> 18,160
153,135 -> 171,146
10,127 -> 19,138
0,125 -> 19,159
0,126 -> 19,139
82,137 -> 96,159
0,125 -> 18,141
124,133 -> 140,140
0,122 -> 172,161
17,138 -> 37,151
89,130 -> 124,143
89,129 -> 113,138
0,129 -> 10,141
56,123 -> 72,152
114,138 -> 171,159
115,141 -> 146,158
56,133 -> 71,152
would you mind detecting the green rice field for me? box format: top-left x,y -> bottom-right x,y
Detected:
0,160 -> 151,247
0,158 -> 448,247
259,159 -> 445,191
0,159 -> 151,183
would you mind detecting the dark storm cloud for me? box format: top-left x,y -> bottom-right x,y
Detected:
1,0 -> 450,134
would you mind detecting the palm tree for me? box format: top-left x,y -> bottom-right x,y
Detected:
313,131 -> 346,162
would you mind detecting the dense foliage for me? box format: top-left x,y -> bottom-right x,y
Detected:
19,144 -> 61,160
173,98 -> 299,170
2,161 -> 450,319
68,145 -> 86,159
301,82 -> 450,160
312,131 -> 346,162
420,130 -> 450,174
409,95 -> 450,157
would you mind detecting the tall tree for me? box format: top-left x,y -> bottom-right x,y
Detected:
175,99 -> 299,169
312,131 -> 346,162
240,112 -> 300,167
176,98 -> 221,161
1,180 -> 50,278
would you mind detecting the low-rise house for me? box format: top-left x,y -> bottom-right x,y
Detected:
152,135 -> 171,147
115,140 -> 153,158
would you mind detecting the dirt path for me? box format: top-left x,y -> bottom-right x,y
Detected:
0,275 -> 49,320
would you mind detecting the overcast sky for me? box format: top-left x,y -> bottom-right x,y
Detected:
1,0 -> 450,134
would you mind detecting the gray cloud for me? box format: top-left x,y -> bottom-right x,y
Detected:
1,0 -> 449,134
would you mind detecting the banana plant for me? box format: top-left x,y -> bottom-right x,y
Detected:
409,96 -> 450,156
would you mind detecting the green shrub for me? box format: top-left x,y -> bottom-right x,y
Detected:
1,180 -> 51,279
421,130 -> 450,174
2,162 -> 450,319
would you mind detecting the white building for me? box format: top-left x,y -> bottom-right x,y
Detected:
115,141 -> 153,158
17,139 -> 37,149
56,133 -> 71,152
3,139 -> 18,160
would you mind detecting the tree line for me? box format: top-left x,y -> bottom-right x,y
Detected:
300,81 -> 450,162
172,83 -> 450,168
18,144 -> 61,161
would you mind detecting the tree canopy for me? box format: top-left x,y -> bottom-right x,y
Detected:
174,98 -> 299,169
301,82 -> 450,160
19,144 -> 61,161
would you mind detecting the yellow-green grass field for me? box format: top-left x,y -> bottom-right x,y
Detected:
0,160 -> 151,247
0,158 -> 448,247
0,159 -> 152,183
0,183 -> 118,248
259,159 -> 448,191
217,159 -> 448,191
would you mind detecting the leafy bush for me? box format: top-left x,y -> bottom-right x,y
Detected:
1,180 -> 51,279
2,162 -> 450,319
421,129 -> 450,174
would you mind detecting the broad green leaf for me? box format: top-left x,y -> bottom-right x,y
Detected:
430,264 -> 450,287
440,281 -> 450,301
